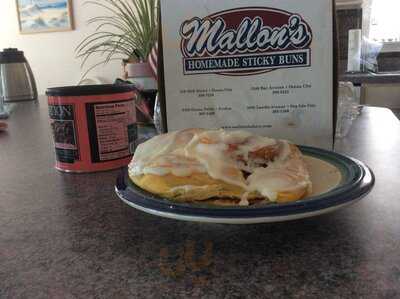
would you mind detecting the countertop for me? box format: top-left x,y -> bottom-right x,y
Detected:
340,72 -> 400,84
1,98 -> 400,298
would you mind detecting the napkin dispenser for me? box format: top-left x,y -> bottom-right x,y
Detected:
0,48 -> 37,102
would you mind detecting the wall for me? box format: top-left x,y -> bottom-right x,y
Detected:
0,1 -> 122,94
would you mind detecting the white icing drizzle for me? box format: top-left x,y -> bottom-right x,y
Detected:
220,130 -> 253,144
129,129 -> 204,176
276,140 -> 292,161
239,192 -> 250,206
247,168 -> 308,202
170,185 -> 211,193
129,129 -> 311,202
235,135 -> 277,161
185,132 -> 247,188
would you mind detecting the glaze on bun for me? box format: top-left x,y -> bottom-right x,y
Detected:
129,129 -> 312,206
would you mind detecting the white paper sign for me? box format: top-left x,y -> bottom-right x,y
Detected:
160,0 -> 334,148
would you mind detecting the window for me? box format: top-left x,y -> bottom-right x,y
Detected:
369,0 -> 400,44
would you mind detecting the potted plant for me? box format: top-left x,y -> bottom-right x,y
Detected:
76,0 -> 158,89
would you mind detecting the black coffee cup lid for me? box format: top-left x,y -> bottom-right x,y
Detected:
46,84 -> 136,96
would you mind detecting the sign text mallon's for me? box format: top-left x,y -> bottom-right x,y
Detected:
179,7 -> 313,75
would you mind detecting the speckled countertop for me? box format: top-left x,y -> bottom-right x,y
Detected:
1,98 -> 400,298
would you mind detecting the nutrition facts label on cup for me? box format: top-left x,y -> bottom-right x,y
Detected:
86,99 -> 136,163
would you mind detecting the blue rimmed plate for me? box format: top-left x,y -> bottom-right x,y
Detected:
115,146 -> 375,224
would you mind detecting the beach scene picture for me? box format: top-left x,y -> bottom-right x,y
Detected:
16,0 -> 73,33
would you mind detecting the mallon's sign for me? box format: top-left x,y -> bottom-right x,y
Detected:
159,0 -> 336,149
180,8 -> 313,75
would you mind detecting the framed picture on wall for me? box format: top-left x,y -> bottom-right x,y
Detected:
16,0 -> 74,34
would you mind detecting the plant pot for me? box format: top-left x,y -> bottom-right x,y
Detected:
124,61 -> 157,90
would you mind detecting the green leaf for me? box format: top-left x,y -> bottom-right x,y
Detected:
76,0 -> 158,79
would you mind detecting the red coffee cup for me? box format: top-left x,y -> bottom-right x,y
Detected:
46,84 -> 138,172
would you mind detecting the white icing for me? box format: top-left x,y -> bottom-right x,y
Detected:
170,185 -> 211,193
239,192 -> 250,206
220,130 -> 252,144
277,140 -> 292,161
143,167 -> 171,176
129,129 -> 311,201
142,165 -> 206,177
185,131 -> 247,188
248,168 -> 309,201
129,129 -> 205,177
132,132 -> 179,165
236,136 -> 277,161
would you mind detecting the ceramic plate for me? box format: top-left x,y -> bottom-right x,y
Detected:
115,146 -> 375,224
